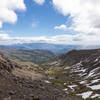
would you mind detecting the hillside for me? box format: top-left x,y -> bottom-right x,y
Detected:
0,49 -> 55,64
42,49 -> 100,100
1,49 -> 100,100
0,53 -> 82,100
59,49 -> 100,66
0,54 -> 18,71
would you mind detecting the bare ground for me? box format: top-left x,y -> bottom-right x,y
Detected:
0,67 -> 83,100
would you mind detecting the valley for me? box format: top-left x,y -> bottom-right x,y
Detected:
0,49 -> 56,64
0,49 -> 100,100
1,0 -> 100,100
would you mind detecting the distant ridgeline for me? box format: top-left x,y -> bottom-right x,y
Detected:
0,49 -> 56,64
0,43 -> 78,54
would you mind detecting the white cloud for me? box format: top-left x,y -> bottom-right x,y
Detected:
0,32 -> 100,45
54,24 -> 67,30
0,0 -> 26,28
1,0 -> 100,46
33,0 -> 45,5
52,0 -> 100,44
0,34 -> 9,39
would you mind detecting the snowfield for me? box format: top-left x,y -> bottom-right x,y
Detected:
77,91 -> 93,99
88,84 -> 100,90
87,67 -> 100,78
91,79 -> 100,84
91,94 -> 100,98
68,85 -> 77,91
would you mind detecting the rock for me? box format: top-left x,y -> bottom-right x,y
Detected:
33,96 -> 39,100
8,90 -> 16,95
29,84 -> 34,88
30,94 -> 34,97
40,86 -> 45,91
0,89 -> 2,93
3,97 -> 11,100
63,83 -> 67,88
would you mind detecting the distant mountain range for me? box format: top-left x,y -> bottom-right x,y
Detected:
0,43 -> 78,54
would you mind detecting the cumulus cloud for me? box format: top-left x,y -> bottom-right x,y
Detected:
0,0 -> 26,28
52,0 -> 100,45
33,0 -> 45,5
52,0 -> 100,33
1,0 -> 100,46
54,24 -> 67,30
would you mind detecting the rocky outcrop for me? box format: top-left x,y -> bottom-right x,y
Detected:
0,53 -> 18,71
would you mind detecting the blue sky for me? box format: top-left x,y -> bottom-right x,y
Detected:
1,0 -> 72,37
0,0 -> 100,45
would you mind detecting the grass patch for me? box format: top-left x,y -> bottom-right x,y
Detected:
50,79 -> 64,87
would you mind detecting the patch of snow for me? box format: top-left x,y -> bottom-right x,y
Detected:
87,71 -> 94,78
91,79 -> 100,84
63,88 -> 68,94
64,83 -> 67,85
86,67 -> 100,78
64,67 -> 70,70
91,73 -> 100,77
80,80 -> 87,84
68,85 -> 77,91
91,94 -> 100,98
44,80 -> 51,84
80,69 -> 87,73
63,88 -> 68,91
78,73 -> 87,77
77,91 -> 93,99
95,58 -> 99,62
94,56 -> 100,62
49,61 -> 59,66
88,84 -> 100,90
75,62 -> 83,67
74,68 -> 86,73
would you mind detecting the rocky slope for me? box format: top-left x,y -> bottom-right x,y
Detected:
44,49 -> 100,100
0,54 -> 18,71
0,53 -> 82,100
59,49 -> 100,66
1,49 -> 100,100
